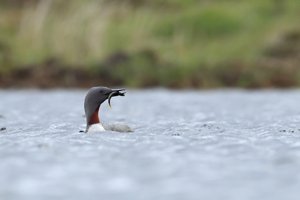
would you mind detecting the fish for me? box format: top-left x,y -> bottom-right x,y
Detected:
108,88 -> 126,108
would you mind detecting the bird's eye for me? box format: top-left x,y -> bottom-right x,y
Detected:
100,90 -> 109,95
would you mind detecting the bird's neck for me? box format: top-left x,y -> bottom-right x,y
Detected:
86,107 -> 106,132
89,108 -> 100,125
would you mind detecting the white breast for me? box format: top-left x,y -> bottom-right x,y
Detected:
87,123 -> 105,133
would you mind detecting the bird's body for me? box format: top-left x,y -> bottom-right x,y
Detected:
86,123 -> 133,133
104,123 -> 133,133
84,87 -> 132,133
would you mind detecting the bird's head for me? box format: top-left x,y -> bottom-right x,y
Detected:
84,87 -> 126,128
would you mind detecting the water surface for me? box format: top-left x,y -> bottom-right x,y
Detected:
1,89 -> 300,200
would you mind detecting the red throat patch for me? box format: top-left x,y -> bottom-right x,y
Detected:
89,108 -> 100,125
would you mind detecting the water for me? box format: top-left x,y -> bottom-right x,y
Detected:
1,89 -> 300,200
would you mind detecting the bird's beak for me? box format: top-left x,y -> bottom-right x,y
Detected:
108,88 -> 126,108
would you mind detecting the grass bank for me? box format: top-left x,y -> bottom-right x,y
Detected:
0,0 -> 300,88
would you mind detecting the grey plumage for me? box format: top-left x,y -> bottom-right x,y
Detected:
104,123 -> 133,133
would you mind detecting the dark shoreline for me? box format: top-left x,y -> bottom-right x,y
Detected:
1,63 -> 299,89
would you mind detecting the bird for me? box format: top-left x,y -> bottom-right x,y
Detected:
84,86 -> 132,133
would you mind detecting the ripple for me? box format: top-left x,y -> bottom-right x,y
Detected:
1,89 -> 300,200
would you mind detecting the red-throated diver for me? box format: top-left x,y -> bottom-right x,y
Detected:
84,87 -> 132,133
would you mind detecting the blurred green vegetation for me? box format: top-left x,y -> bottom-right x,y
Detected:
0,0 -> 300,88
